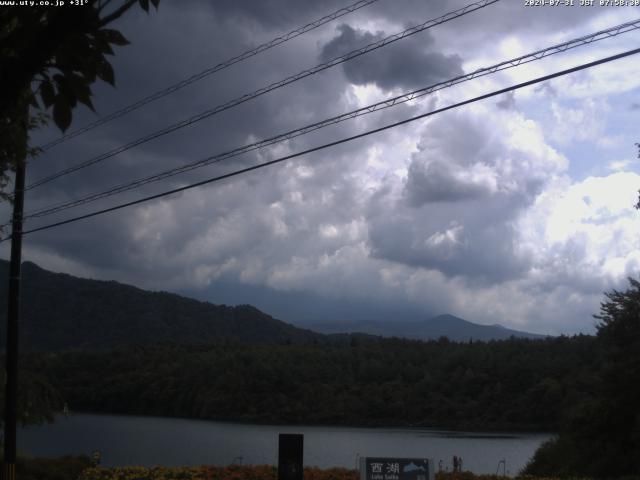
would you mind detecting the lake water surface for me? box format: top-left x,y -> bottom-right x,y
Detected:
18,413 -> 551,476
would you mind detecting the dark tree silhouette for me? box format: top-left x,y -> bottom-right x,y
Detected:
0,0 -> 159,200
0,0 -> 160,430
525,278 -> 640,478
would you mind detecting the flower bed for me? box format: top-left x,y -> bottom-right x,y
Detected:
78,465 -> 359,480
77,466 -> 597,480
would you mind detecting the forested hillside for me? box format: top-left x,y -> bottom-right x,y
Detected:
25,335 -> 599,431
0,261 -> 332,350
0,260 -> 543,350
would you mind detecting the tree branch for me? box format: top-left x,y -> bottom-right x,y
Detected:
98,0 -> 138,28
97,0 -> 116,14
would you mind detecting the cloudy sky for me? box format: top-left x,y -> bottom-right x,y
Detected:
3,0 -> 640,335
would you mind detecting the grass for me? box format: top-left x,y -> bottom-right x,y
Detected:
10,457 -> 604,480
15,455 -> 93,480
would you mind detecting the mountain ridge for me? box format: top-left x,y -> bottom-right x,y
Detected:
0,260 -> 336,350
0,260 -> 545,350
307,313 -> 546,341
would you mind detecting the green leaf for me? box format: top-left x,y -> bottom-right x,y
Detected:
53,98 -> 72,132
66,73 -> 95,112
92,36 -> 114,56
79,56 -> 99,83
99,28 -> 130,46
75,87 -> 95,112
40,80 -> 55,108
53,74 -> 77,108
78,95 -> 95,112
138,0 -> 149,11
96,60 -> 115,86
28,94 -> 39,109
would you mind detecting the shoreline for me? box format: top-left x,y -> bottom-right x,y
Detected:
51,410 -> 556,436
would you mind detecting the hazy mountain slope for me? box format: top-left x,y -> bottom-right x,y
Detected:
0,261 -> 329,350
0,260 -> 543,350
308,314 -> 546,341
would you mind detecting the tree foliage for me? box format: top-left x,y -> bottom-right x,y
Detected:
0,261 -> 330,351
0,0 -> 159,199
0,0 -> 159,427
0,367 -> 64,427
22,335 -> 600,432
524,278 -> 640,478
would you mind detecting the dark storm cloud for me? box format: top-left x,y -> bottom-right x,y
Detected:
20,0 -> 601,239
201,0 -> 351,29
419,0 -> 606,52
496,91 -> 516,110
367,211 -> 528,282
535,83 -> 558,98
319,24 -> 463,91
364,105 -> 565,283
403,114 -> 498,206
185,276 -> 431,326
367,178 -> 535,283
2,0 -> 625,336
402,110 -> 550,209
22,0 -> 367,233
404,159 -> 494,205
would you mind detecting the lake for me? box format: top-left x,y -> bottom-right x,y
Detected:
18,413 -> 552,476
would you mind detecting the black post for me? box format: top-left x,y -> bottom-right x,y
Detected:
3,155 -> 26,480
278,433 -> 303,480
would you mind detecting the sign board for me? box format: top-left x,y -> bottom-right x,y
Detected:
359,457 -> 434,480
278,433 -> 303,480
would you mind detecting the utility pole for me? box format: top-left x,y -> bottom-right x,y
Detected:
3,110 -> 27,480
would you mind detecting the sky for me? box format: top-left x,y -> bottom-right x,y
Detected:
2,0 -> 640,335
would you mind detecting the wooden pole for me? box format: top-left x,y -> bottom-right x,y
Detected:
3,130 -> 26,480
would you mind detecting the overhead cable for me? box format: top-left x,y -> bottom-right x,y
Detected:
11,46 -> 640,239
21,18 -> 640,220
37,0 -> 383,151
25,0 -> 499,191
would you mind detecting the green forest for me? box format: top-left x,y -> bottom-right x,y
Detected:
4,274 -> 639,478
23,335 -> 598,432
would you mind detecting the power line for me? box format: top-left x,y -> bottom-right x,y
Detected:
20,18 -> 640,221
11,46 -> 640,240
25,0 -> 499,191
36,0 -> 383,151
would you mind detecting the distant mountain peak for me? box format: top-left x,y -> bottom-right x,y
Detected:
0,260 -> 546,349
310,312 -> 546,342
428,314 -> 468,323
0,260 -> 362,351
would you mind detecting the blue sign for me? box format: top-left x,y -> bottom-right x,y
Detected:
359,457 -> 434,480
